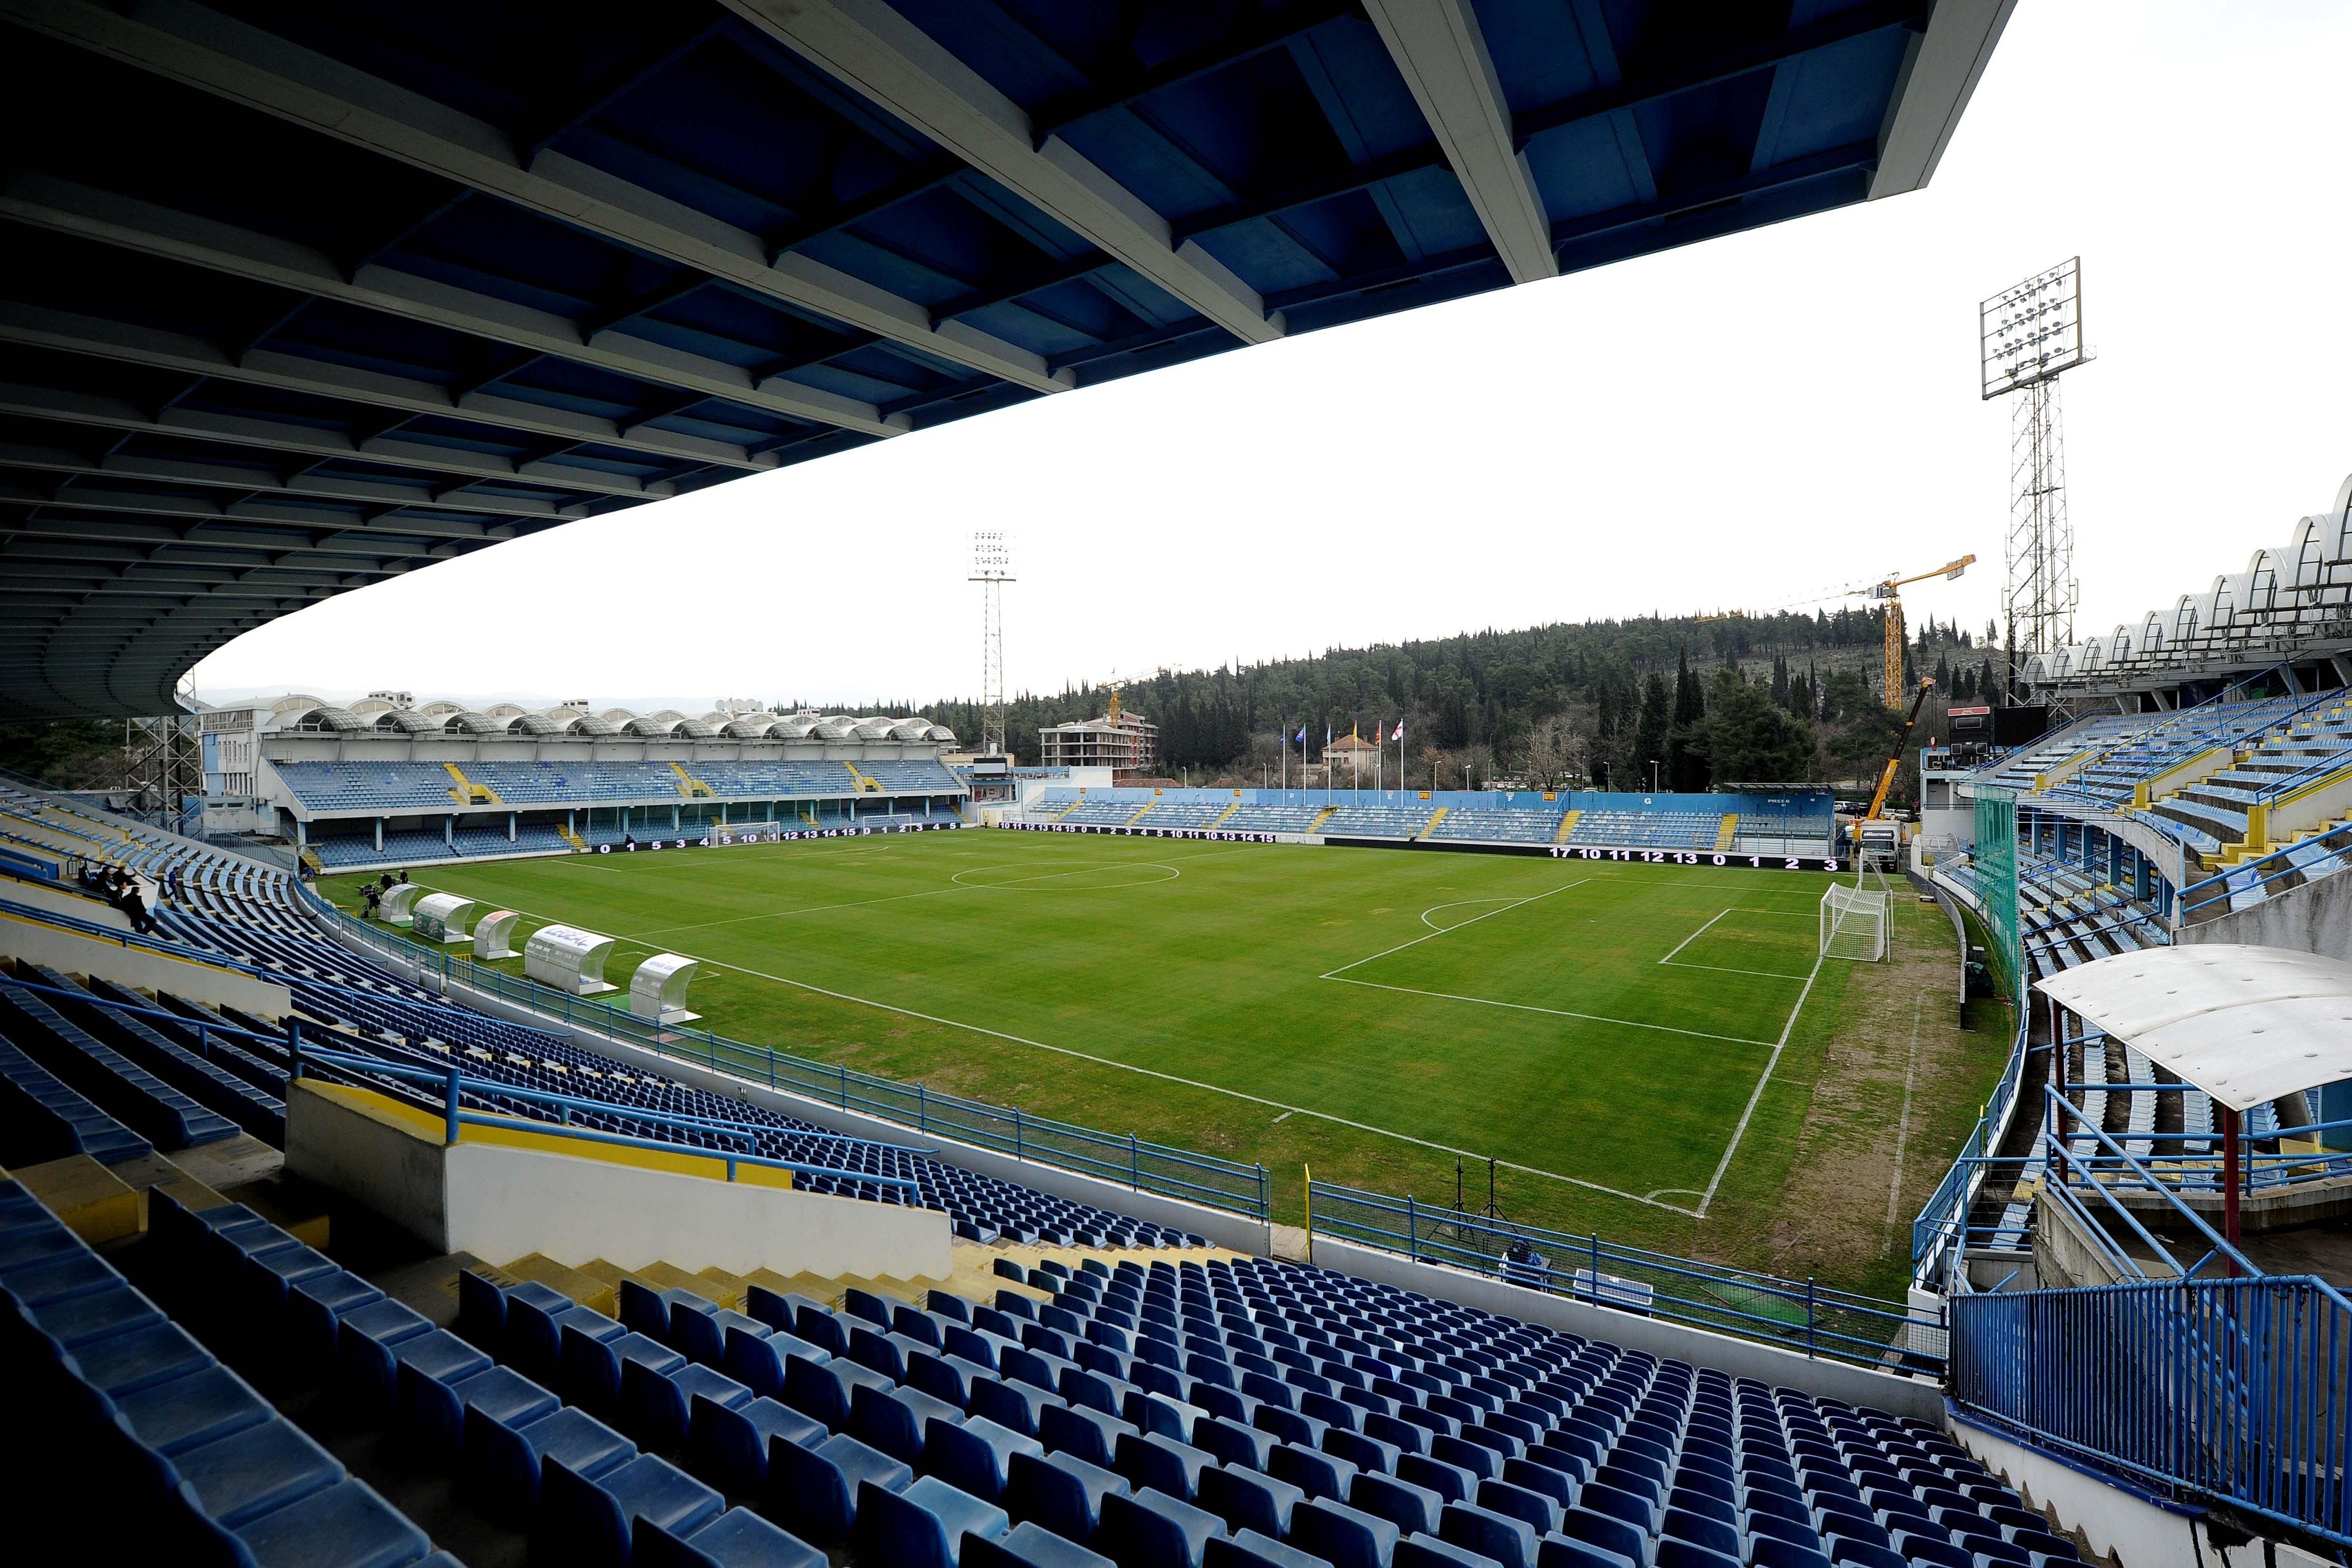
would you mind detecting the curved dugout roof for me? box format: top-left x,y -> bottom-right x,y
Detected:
0,0 -> 2008,719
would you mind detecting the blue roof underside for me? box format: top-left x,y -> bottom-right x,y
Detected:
0,0 -> 1949,717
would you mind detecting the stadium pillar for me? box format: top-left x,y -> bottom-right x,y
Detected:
2220,1106 -> 2242,1271
445,815 -> 454,849
508,811 -> 516,842
373,818 -> 382,852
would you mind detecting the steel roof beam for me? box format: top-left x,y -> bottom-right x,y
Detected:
1362,0 -> 1553,284
1028,0 -> 1363,141
0,388 -> 628,513
0,438 -> 590,522
0,305 -> 778,475
0,172 -> 904,440
7,0 -> 1070,398
724,0 -> 1284,345
0,480 -> 522,544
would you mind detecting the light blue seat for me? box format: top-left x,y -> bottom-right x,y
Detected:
636,1506 -> 826,1568
1007,1449 -> 1130,1545
965,1519 -> 1118,1568
1290,1495 -> 1403,1568
926,1413 -> 1046,1502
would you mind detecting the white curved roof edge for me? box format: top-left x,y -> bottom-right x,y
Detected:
2036,945 -> 2352,1112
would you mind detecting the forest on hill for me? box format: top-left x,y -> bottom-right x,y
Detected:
920,607 -> 2008,801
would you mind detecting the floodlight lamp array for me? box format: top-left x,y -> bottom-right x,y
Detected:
1980,256 -> 2084,398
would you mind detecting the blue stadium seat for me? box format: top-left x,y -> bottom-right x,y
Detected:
764,1430 -> 910,1546
539,1451 -> 725,1568
964,1519 -> 1117,1568
1096,1486 -> 1227,1568
1289,1495 -> 1402,1568
464,1402 -> 637,1522
853,1474 -> 1013,1568
926,1412 -> 1045,1502
636,1506 -> 825,1568
1007,1450 -> 1130,1545
1439,1500 -> 1539,1568
685,1392 -> 825,1496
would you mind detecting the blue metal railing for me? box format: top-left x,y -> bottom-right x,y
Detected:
302,888 -> 1271,1222
289,1042 -> 923,1192
1308,1181 -> 1944,1376
1950,1274 -> 2352,1546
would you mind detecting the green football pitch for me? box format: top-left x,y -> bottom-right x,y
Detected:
319,830 -> 2004,1293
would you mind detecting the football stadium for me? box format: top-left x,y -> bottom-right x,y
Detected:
3,6 -> 2351,1568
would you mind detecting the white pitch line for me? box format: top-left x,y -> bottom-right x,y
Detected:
1657,908 -> 1732,965
1661,961 -> 1818,981
689,952 -> 1691,1213
1322,880 -> 1590,978
1322,975 -> 1777,1047
1883,991 -> 1927,1243
417,860 -> 1684,1211
1695,950 -> 1825,1216
1420,897 -> 1516,932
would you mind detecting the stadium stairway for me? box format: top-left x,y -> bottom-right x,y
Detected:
1552,811 -> 1581,844
1308,805 -> 1337,833
442,763 -> 499,806
844,763 -> 882,795
669,763 -> 715,800
1206,802 -> 1243,832
1416,807 -> 1449,840
558,824 -> 586,851
1125,802 -> 1157,827
1716,816 -> 1739,852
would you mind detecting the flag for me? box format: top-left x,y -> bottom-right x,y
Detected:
1295,726 -> 1306,745
1391,721 -> 1404,742
1325,725 -> 1331,746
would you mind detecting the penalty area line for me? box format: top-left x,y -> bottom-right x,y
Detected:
1322,975 -> 1777,1048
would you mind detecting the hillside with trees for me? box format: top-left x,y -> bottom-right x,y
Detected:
922,608 -> 2002,805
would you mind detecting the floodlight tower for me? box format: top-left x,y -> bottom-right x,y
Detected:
1980,259 -> 2088,711
969,530 -> 1014,757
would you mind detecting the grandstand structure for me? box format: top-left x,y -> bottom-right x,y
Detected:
6,702 -> 2349,1567
196,693 -> 968,872
1011,786 -> 1841,865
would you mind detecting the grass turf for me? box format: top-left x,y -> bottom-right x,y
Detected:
321,830 -> 2002,1295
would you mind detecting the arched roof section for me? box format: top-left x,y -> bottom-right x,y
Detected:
291,706 -> 368,732
507,712 -> 562,736
374,709 -> 439,733
566,714 -> 622,737
813,717 -> 860,740
625,715 -> 685,737
886,718 -> 934,741
723,717 -> 779,738
443,711 -> 507,735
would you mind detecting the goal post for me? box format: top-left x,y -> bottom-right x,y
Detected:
1820,882 -> 1889,962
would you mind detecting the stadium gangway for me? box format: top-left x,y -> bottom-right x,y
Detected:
1949,1273 -> 2352,1548
2044,1077 -> 2352,1200
289,1041 -> 924,1192
2179,803 -> 2352,924
301,887 -> 1272,1223
1911,1013 -> 2035,1278
0,974 -> 943,1169
1307,1179 -> 1945,1378
2037,672 -> 2294,803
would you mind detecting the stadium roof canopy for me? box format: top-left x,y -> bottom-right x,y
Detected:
0,0 -> 2007,720
2037,945 -> 2352,1113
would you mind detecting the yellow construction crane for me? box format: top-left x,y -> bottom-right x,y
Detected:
1692,610 -> 1746,624
1849,555 -> 1974,708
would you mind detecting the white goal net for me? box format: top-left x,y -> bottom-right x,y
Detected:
1820,882 -> 1890,962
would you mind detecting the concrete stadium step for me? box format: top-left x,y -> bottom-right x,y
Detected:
1123,801 -> 1156,826
1415,806 -> 1448,840
1206,800 -> 1241,830
1553,808 -> 1581,843
1715,813 -> 1738,850
1308,805 -> 1336,832
6,1152 -> 141,1244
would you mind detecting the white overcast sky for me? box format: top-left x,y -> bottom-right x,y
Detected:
190,2 -> 2352,713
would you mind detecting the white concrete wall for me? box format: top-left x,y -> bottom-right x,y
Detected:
286,1081 -> 949,1279
2178,862 -> 2352,965
2,880 -> 129,930
1946,1408 -> 2331,1568
287,1082 -> 450,1250
443,1142 -> 950,1279
1312,1235 -> 1945,1420
0,916 -> 293,1017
